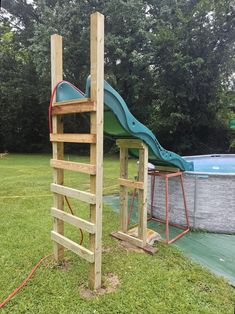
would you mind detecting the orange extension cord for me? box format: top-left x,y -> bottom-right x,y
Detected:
0,253 -> 53,309
0,197 -> 83,309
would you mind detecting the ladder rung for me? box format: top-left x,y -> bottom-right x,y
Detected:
50,159 -> 96,175
51,183 -> 96,204
51,231 -> 94,263
54,98 -> 90,106
50,133 -> 96,143
52,99 -> 96,115
51,207 -> 96,234
118,178 -> 144,190
116,139 -> 145,149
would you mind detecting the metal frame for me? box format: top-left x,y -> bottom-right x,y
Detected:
148,170 -> 190,244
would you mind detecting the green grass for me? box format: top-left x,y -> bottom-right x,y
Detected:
0,154 -> 234,314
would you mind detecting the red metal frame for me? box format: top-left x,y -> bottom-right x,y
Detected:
148,169 -> 190,244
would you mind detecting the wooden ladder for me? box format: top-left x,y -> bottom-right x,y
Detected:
111,139 -> 157,254
50,12 -> 104,290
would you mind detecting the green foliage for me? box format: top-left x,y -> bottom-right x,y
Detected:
0,0 -> 235,154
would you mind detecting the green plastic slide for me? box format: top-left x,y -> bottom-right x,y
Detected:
56,78 -> 193,171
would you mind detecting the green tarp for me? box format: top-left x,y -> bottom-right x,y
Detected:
104,195 -> 235,286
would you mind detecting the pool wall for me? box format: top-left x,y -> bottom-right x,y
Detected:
147,172 -> 235,234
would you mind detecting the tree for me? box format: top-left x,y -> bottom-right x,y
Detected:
1,0 -> 235,154
147,0 -> 235,154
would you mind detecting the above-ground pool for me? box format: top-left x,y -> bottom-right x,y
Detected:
148,154 -> 235,234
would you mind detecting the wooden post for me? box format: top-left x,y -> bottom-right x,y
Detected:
138,144 -> 148,246
119,147 -> 128,232
111,139 -> 157,254
51,34 -> 64,262
89,12 -> 104,290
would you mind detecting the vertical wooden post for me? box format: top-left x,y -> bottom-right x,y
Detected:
89,12 -> 104,290
119,147 -> 128,232
51,34 -> 64,262
138,144 -> 148,245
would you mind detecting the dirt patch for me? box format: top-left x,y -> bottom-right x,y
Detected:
79,273 -> 120,299
47,257 -> 71,270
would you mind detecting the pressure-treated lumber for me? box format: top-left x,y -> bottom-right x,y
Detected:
89,12 -> 104,290
50,133 -> 96,143
50,12 -> 104,290
52,100 -> 96,115
116,139 -> 145,149
138,145 -> 148,245
50,159 -> 96,175
51,183 -> 96,204
51,231 -> 94,263
51,34 -> 64,262
155,165 -> 180,173
113,139 -> 150,252
119,147 -> 128,233
118,178 -> 144,190
111,231 -> 158,255
51,207 -> 96,234
115,231 -> 144,248
54,98 -> 90,106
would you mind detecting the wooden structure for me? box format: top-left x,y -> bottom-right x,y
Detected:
111,139 -> 157,254
50,12 -> 104,290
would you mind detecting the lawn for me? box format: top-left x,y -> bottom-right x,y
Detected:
0,154 -> 234,314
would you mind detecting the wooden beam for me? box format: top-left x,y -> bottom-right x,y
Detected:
51,183 -> 96,204
50,159 -> 96,175
52,100 -> 96,115
111,232 -> 158,255
50,133 -> 96,143
51,207 -> 95,234
51,34 -> 64,262
115,231 -> 144,248
155,165 -> 180,173
51,231 -> 94,263
118,178 -> 144,190
116,139 -> 145,149
119,147 -> 128,233
138,145 -> 148,245
89,12 -> 104,290
54,98 -> 90,106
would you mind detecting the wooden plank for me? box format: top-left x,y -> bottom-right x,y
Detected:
54,98 -> 90,106
138,144 -> 148,246
51,183 -> 96,204
118,178 -> 144,190
119,147 -> 128,233
51,34 -> 64,262
116,139 -> 145,149
50,159 -> 96,175
155,165 -> 180,173
52,101 -> 96,115
51,207 -> 95,234
89,12 -> 104,290
51,231 -> 94,263
110,232 -> 158,255
115,231 -> 144,248
50,133 -> 96,143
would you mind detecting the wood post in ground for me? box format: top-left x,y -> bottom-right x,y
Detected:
89,11 -> 104,290
115,139 -> 148,249
50,12 -> 104,290
51,34 -> 64,262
